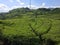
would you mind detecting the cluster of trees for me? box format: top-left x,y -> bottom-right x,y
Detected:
0,8 -> 60,19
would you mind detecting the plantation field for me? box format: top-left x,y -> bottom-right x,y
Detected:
0,18 -> 60,43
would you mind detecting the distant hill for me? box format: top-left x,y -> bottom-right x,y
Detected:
0,8 -> 60,20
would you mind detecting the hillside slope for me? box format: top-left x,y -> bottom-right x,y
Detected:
0,18 -> 60,45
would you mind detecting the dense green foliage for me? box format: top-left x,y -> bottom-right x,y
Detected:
0,8 -> 60,45
0,8 -> 60,19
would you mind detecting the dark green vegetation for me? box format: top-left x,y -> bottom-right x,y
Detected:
0,8 -> 60,45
